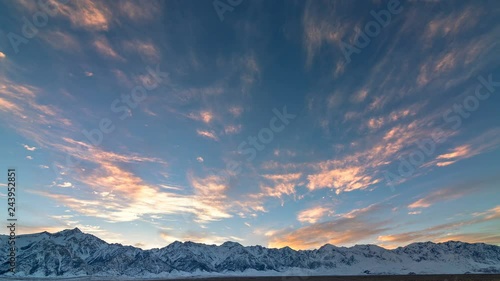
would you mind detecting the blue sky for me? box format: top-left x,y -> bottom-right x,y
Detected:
0,0 -> 499,250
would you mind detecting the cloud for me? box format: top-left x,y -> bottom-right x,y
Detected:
436,145 -> 470,160
118,0 -> 161,23
39,165 -> 49,169
196,157 -> 204,163
159,230 -> 242,245
40,31 -> 80,52
437,232 -> 500,245
302,1 -> 357,69
431,130 -> 500,167
364,108 -> 416,132
224,124 -> 242,135
57,182 -> 73,188
0,97 -> 23,115
422,6 -> 482,45
31,135 -> 231,224
239,53 -> 260,93
408,175 -> 499,209
268,203 -> 390,250
93,36 -> 124,60
196,129 -> 218,141
84,71 -> 93,77
351,89 -> 368,103
123,40 -> 161,63
158,185 -> 183,191
229,106 -> 243,117
188,111 -> 214,124
58,0 -> 111,31
273,149 -> 296,157
0,52 -> 5,60
190,174 -> 228,196
475,206 -> 500,221
436,161 -> 455,167
297,206 -> 331,224
307,166 -> 379,193
23,144 -> 36,151
134,243 -> 146,248
259,173 -> 302,199
378,205 -> 500,245
26,156 -> 33,160
0,74 -> 232,226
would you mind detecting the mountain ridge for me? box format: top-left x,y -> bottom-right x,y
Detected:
1,228 -> 499,277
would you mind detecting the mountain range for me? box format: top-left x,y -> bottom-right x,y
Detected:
0,228 -> 499,278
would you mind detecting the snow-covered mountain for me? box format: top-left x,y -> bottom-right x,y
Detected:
0,228 -> 499,278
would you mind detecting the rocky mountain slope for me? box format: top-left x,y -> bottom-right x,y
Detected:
0,228 -> 499,277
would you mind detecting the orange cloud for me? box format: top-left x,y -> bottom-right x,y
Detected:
58,0 -> 111,31
260,173 -> 302,198
268,203 -> 389,250
407,176 -> 499,209
40,31 -> 80,52
196,129 -> 218,140
93,36 -> 124,60
0,97 -> 23,115
437,145 -> 470,160
118,1 -> 161,22
307,166 -> 378,193
297,206 -> 331,223
224,124 -> 242,134
188,111 -> 214,124
123,40 -> 161,63
436,161 -> 456,167
229,106 -> 243,117
378,205 -> 500,246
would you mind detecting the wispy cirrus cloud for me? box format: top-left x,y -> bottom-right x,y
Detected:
426,129 -> 500,168
408,175 -> 500,210
123,40 -> 161,63
57,0 -> 112,31
259,173 -> 303,199
378,205 -> 500,245
117,0 -> 162,23
224,124 -> 242,135
196,129 -> 218,141
34,148 -> 232,224
297,206 -> 332,224
93,36 -> 124,61
229,106 -> 243,117
188,111 -> 214,124
40,30 -> 81,53
267,203 -> 390,250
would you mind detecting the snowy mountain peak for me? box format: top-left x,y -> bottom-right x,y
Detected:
221,241 -> 243,248
59,227 -> 82,235
0,228 -> 499,277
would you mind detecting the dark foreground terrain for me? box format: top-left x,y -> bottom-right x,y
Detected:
142,275 -> 500,281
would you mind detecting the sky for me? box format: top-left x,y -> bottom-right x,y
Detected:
0,0 -> 499,250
